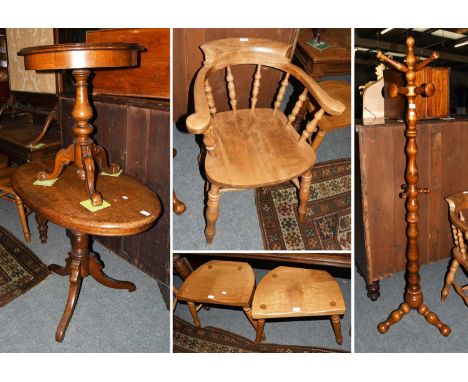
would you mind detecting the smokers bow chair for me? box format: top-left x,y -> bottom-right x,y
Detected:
186,38 -> 345,243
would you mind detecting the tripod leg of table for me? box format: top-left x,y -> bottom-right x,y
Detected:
330,314 -> 343,345
56,259 -> 82,342
92,144 -> 120,174
37,144 -> 74,181
49,255 -> 72,276
417,304 -> 451,336
377,303 -> 410,334
82,147 -> 103,207
89,255 -> 136,292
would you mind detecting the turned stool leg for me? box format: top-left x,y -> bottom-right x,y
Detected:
15,195 -> 30,242
243,307 -> 266,341
205,183 -> 220,244
330,314 -> 343,345
298,170 -> 312,222
255,319 -> 265,343
187,301 -> 201,328
441,256 -> 459,302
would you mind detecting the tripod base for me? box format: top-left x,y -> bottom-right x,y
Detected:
37,143 -> 120,207
377,302 -> 451,337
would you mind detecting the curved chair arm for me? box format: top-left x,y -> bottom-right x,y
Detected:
27,107 -> 59,146
287,64 -> 345,116
446,193 -> 468,232
186,66 -> 212,135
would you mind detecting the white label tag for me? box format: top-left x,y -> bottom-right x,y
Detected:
240,37 -> 249,42
122,196 -> 129,200
409,104 -> 416,109
292,306 -> 301,312
140,210 -> 151,216
208,295 -> 215,299
221,291 -> 227,295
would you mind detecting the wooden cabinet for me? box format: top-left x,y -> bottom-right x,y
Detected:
173,28 -> 299,123
294,28 -> 351,79
86,28 -> 170,99
60,95 -> 170,306
356,118 -> 468,299
384,66 -> 449,120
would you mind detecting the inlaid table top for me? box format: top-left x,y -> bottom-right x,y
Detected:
252,266 -> 345,319
12,161 -> 161,236
18,42 -> 144,70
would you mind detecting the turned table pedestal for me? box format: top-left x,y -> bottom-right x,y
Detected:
12,161 -> 161,342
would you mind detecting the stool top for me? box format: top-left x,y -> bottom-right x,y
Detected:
12,161 -> 161,236
18,42 -> 144,70
177,260 -> 255,307
252,266 -> 345,319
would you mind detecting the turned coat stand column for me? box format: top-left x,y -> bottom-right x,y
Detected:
375,37 -> 450,336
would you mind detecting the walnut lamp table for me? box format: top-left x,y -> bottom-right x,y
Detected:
13,161 -> 161,342
18,43 -> 144,207
251,266 -> 346,345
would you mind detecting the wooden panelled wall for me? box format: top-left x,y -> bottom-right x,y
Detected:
61,95 -> 170,306
356,118 -> 468,293
173,28 -> 299,124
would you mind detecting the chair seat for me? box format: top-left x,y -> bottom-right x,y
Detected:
177,260 -> 255,308
205,108 -> 316,188
251,266 -> 345,319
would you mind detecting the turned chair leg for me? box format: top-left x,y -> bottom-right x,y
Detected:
243,307 -> 266,341
330,314 -> 343,345
187,301 -> 201,328
205,183 -> 220,244
441,256 -> 459,302
298,170 -> 312,222
255,319 -> 265,343
15,195 -> 30,242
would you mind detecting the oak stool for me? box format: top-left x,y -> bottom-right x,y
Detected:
443,193 -> 468,305
176,260 -> 262,336
252,266 -> 346,345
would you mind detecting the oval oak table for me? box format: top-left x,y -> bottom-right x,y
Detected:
17,43 -> 144,207
13,161 -> 161,342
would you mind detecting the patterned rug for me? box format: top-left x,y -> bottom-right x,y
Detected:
256,159 -> 351,250
173,316 -> 347,353
0,226 -> 50,307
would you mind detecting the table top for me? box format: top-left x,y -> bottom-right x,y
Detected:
251,266 -> 345,319
12,161 -> 161,236
18,42 -> 144,70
